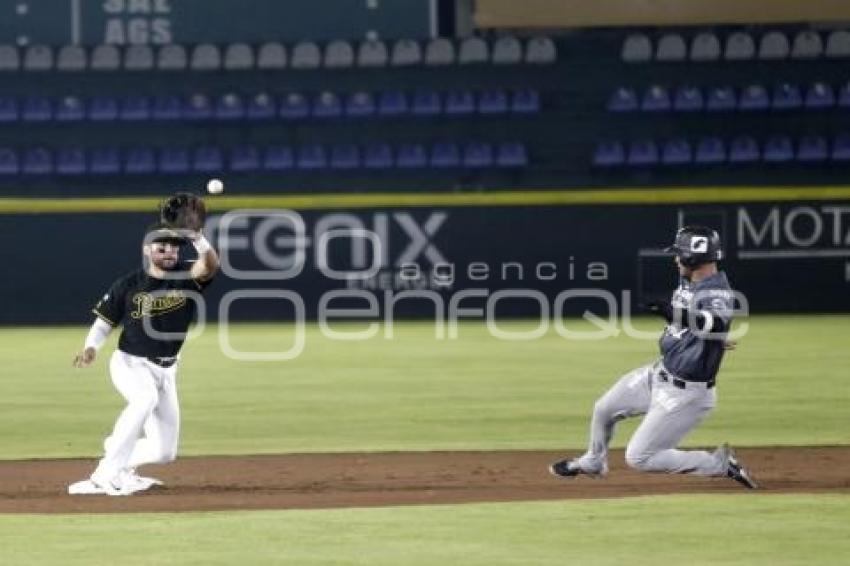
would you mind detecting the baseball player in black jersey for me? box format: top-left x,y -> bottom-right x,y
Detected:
550,226 -> 758,488
68,224 -> 219,495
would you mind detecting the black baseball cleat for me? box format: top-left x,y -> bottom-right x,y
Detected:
549,459 -> 580,478
722,445 -> 759,489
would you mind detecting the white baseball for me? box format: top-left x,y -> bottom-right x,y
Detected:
206,178 -> 224,194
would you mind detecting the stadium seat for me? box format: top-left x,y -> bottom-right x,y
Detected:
805,82 -> 835,108
312,91 -> 342,118
496,142 -> 528,167
706,86 -> 736,112
229,146 -> 260,171
324,40 -> 354,68
89,96 -> 119,121
797,135 -> 828,161
695,137 -> 726,164
724,32 -> 756,60
184,93 -> 213,121
0,96 -> 18,121
120,95 -> 151,121
791,30 -> 823,59
758,31 -> 790,60
462,142 -> 494,167
90,148 -> 120,174
690,33 -> 721,61
593,141 -> 625,166
22,96 -> 52,122
627,140 -> 658,165
363,142 -> 394,168
430,142 -> 460,167
263,145 -> 294,170
159,148 -> 190,173
56,148 -> 86,174
378,91 -> 408,115
0,148 -> 18,174
124,147 -> 155,174
390,39 -> 422,66
329,144 -> 360,169
772,83 -> 803,109
458,37 -> 489,64
661,139 -> 692,164
831,134 -> 850,160
292,41 -> 321,69
673,86 -> 703,112
656,34 -> 687,61
608,87 -> 638,112
223,43 -> 254,70
621,34 -> 651,62
641,85 -> 671,112
124,45 -> 154,70
491,36 -> 522,64
247,92 -> 276,120
345,92 -> 375,116
478,90 -> 508,114
296,144 -> 327,169
257,42 -> 287,69
412,90 -> 441,115
839,82 -> 850,107
525,36 -> 556,64
739,84 -> 769,110
825,30 -> 850,58
511,89 -> 540,113
157,44 -> 187,70
279,93 -> 309,119
90,45 -> 120,70
56,96 -> 85,122
729,136 -> 760,162
193,146 -> 223,172
445,90 -> 475,115
396,143 -> 427,168
425,38 -> 455,65
191,44 -> 221,70
763,135 -> 794,161
22,148 -> 53,174
358,40 -> 388,67
23,45 -> 53,71
57,45 -> 87,71
0,45 -> 19,71
152,95 -> 182,120
215,93 -> 245,120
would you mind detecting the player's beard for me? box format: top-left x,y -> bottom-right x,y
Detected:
153,256 -> 179,271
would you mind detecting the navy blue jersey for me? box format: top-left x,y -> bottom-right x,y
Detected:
658,271 -> 734,382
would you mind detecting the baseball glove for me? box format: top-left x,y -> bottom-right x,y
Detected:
160,192 -> 206,231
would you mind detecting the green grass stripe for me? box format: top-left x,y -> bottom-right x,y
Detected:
1,185 -> 850,214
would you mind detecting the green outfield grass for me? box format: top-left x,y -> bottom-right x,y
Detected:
0,494 -> 848,565
0,315 -> 847,460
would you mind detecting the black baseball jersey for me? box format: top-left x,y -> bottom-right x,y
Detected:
658,271 -> 734,382
92,267 -> 213,359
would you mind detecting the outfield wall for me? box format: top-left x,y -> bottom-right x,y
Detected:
4,191 -> 849,324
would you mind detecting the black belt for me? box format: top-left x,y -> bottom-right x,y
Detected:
658,368 -> 715,389
147,356 -> 178,368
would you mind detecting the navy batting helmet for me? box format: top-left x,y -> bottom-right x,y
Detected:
664,225 -> 723,268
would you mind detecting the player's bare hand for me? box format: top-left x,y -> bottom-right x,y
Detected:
723,340 -> 738,351
73,347 -> 97,368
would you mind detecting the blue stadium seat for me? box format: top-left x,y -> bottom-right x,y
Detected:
661,139 -> 692,164
772,83 -> 802,109
364,143 -> 394,169
729,136 -> 760,162
738,85 -> 769,110
763,135 -> 794,162
396,143 -> 427,168
280,92 -> 309,119
706,86 -> 736,112
462,142 -> 494,167
695,137 -> 726,164
184,94 -> 212,121
478,90 -> 508,114
641,86 -> 671,112
627,140 -> 659,165
0,96 -> 18,122
56,148 -> 86,174
193,146 -> 223,172
377,91 -> 408,115
832,134 -> 850,160
90,148 -> 121,174
797,135 -> 828,161
430,142 -> 460,167
412,90 -> 441,115
124,147 -> 155,174
229,146 -> 260,171
593,141 -> 625,166
215,93 -> 245,120
158,148 -> 190,173
247,92 -> 275,120
312,91 -> 342,118
330,144 -> 360,169
151,95 -> 182,120
345,92 -> 375,116
511,88 -> 540,113
608,87 -> 638,112
838,82 -> 850,107
673,86 -> 703,112
296,144 -> 327,169
0,148 -> 18,174
56,96 -> 84,122
22,148 -> 53,175
445,90 -> 475,115
263,145 -> 294,170
120,95 -> 151,121
804,82 -> 835,108
88,96 -> 118,121
496,142 -> 528,167
22,96 -> 53,122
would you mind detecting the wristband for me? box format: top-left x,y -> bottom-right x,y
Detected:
192,235 -> 212,255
